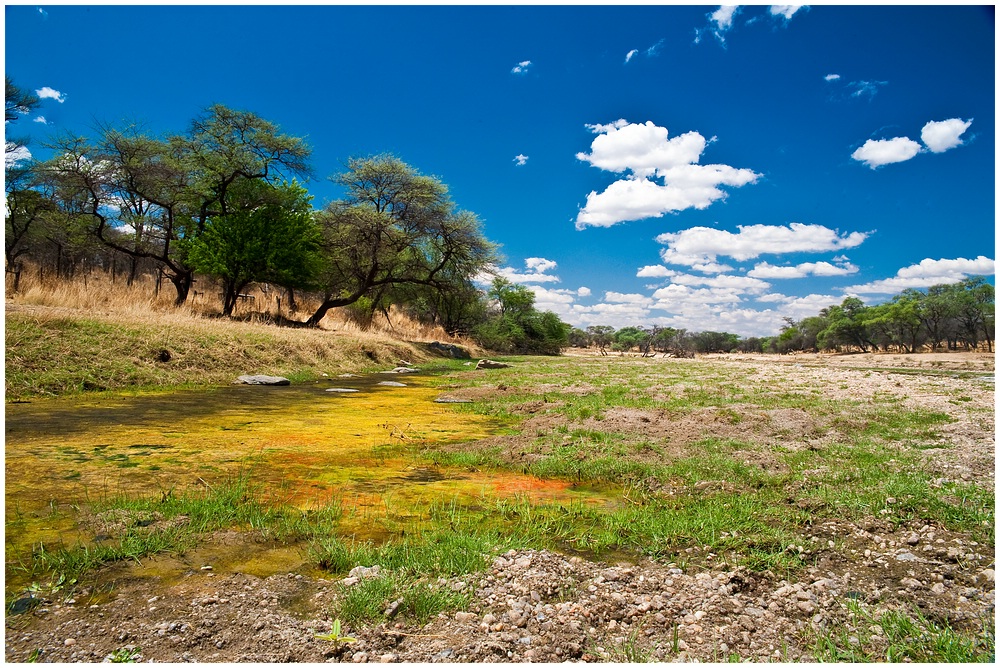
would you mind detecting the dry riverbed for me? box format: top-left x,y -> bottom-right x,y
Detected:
4,351 -> 995,662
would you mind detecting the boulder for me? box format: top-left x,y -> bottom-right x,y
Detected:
476,359 -> 511,370
429,341 -> 472,359
236,375 -> 290,386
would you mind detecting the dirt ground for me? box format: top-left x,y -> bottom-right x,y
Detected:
4,351 -> 994,663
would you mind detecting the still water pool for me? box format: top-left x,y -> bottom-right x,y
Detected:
5,374 -> 614,586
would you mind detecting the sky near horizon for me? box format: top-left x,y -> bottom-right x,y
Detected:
4,3 -> 996,337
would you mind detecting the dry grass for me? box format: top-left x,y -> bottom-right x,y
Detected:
4,268 -> 481,400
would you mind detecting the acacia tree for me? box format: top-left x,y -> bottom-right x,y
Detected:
188,180 -> 320,316
303,155 -> 497,326
38,106 -> 311,304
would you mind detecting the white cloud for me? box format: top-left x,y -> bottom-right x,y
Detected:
656,223 -> 870,266
511,60 -> 532,75
695,5 -> 741,45
575,120 -> 759,229
769,5 -> 804,20
846,256 -> 995,294
577,287 -> 592,297
670,272 -> 771,293
645,39 -> 665,57
824,73 -> 841,82
748,260 -> 859,279
492,257 -> 560,284
847,80 -> 887,100
35,86 -> 66,103
624,49 -> 639,64
604,292 -> 654,306
5,144 -> 31,168
525,257 -> 557,273
711,6 -> 739,32
636,265 -> 677,278
851,137 -> 923,169
513,154 -> 529,166
920,118 -> 972,153
33,116 -> 48,124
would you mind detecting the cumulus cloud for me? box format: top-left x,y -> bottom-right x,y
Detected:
670,272 -> 771,293
636,265 -> 677,279
513,154 -> 529,166
5,144 -> 31,168
656,223 -> 870,266
853,118 -> 974,168
490,257 -> 561,284
748,260 -> 859,279
824,73 -> 841,82
35,86 -> 66,103
624,49 -> 639,64
604,292 -> 654,306
511,60 -> 532,75
575,120 -> 759,229
577,287 -> 592,297
525,257 -> 557,273
920,118 -> 973,153
851,137 -> 923,169
846,256 -> 995,294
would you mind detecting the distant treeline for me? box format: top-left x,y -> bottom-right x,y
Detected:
567,278 -> 994,355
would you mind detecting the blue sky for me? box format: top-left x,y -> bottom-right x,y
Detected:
5,3 -> 995,336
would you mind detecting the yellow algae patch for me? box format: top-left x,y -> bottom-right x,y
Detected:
5,375 -> 613,571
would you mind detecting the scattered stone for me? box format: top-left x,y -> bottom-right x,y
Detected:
236,375 -> 290,386
476,359 -> 512,370
433,396 -> 472,403
326,388 -> 359,393
377,381 -> 407,387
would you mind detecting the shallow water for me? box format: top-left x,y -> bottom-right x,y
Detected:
5,374 -> 614,587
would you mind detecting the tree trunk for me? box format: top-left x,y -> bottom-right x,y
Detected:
167,270 -> 193,306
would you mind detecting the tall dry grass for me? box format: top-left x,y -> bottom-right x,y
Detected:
5,267 -> 483,399
4,266 -> 473,347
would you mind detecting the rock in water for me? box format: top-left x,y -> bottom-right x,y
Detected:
237,375 -> 290,386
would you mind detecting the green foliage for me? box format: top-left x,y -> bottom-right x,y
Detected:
188,180 -> 321,315
472,277 -> 570,354
314,619 -> 357,645
107,647 -> 143,663
305,154 -> 497,326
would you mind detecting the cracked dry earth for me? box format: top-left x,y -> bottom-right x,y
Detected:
4,352 -> 995,663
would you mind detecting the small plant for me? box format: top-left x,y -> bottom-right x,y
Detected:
314,619 -> 357,646
106,646 -> 142,663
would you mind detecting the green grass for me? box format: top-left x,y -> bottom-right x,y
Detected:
10,471 -> 344,588
311,529 -> 494,624
4,311 -> 434,401
811,600 -> 995,662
